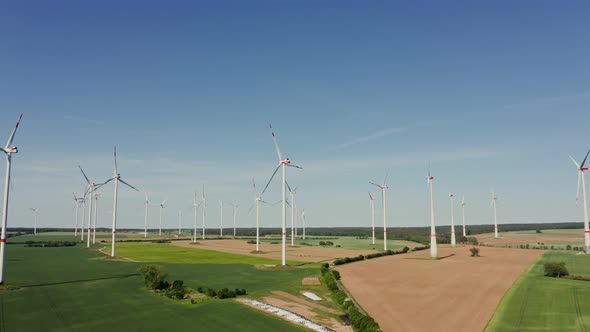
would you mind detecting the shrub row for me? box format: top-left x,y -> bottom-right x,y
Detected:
333,246 -> 411,266
321,264 -> 380,332
197,287 -> 247,299
24,241 -> 77,247
138,265 -> 190,299
319,241 -> 334,246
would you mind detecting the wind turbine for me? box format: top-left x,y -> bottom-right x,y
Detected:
449,193 -> 456,247
370,173 -> 389,251
79,166 -> 105,248
368,192 -> 376,245
144,193 -> 150,238
490,191 -> 499,238
73,193 -> 84,237
288,186 -> 297,246
461,195 -> 466,237
201,185 -> 206,240
92,192 -> 101,244
0,113 -> 23,285
427,168 -> 438,259
219,200 -> 224,238
228,203 -> 239,238
261,124 -> 302,266
158,199 -> 166,236
301,209 -> 306,240
248,178 -> 269,252
29,208 -> 39,235
178,210 -> 182,235
570,151 -> 590,253
193,192 -> 199,242
101,147 -> 139,256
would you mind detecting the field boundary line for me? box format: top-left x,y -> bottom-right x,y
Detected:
20,273 -> 140,288
573,287 -> 586,332
334,279 -> 367,316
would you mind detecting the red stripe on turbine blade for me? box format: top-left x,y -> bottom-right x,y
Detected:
431,234 -> 436,237
282,232 -> 286,236
584,230 -> 590,234
0,239 -> 5,243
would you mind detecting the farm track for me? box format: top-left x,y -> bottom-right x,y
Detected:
515,286 -> 529,331
573,287 -> 586,332
20,273 -> 140,288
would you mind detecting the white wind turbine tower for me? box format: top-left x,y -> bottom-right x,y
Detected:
490,191 -> 499,238
368,192 -> 376,245
261,124 -> 302,266
228,203 -> 239,238
288,186 -> 297,246
101,147 -> 139,256
201,186 -> 206,240
570,151 -> 590,253
301,209 -> 306,240
144,193 -> 150,238
158,199 -> 166,236
0,113 -> 23,285
461,195 -> 466,237
370,173 -> 389,251
427,168 -> 438,259
248,178 -> 271,252
193,192 -> 199,242
73,193 -> 84,237
92,192 -> 101,244
79,166 -> 105,248
178,210 -> 182,235
29,208 -> 39,235
219,200 -> 224,238
449,193 -> 456,247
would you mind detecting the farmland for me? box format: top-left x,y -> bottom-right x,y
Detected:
485,251 -> 590,331
0,240 -> 325,331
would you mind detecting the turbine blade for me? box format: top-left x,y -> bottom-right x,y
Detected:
582,150 -> 590,168
78,166 -> 91,185
247,203 -> 255,215
4,113 -> 23,149
285,199 -> 292,207
368,192 -> 373,200
269,124 -> 283,161
286,181 -> 292,193
119,178 -> 139,191
113,146 -> 118,175
369,181 -> 381,188
261,164 -> 281,195
570,155 -> 581,169
287,164 -> 302,169
383,171 -> 389,185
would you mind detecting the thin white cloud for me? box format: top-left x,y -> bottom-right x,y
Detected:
332,126 -> 406,150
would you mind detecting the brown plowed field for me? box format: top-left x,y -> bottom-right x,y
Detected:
335,245 -> 541,332
476,229 -> 584,246
171,239 -> 379,263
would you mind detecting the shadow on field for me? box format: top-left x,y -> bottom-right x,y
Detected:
20,273 -> 140,288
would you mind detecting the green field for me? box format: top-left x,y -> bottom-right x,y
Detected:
0,241 -> 324,331
486,251 -> 590,331
115,242 -> 304,265
260,235 -> 420,251
7,232 -> 153,243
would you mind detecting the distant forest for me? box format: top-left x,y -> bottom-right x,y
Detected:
9,222 -> 583,245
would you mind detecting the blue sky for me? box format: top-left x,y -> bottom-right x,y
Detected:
1,1 -> 589,231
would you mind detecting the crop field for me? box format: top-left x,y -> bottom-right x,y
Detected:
7,232 -> 150,243
0,239 -> 326,331
335,245 -> 541,332
172,238 -> 382,263
260,236 -> 420,251
485,251 -> 590,331
476,229 -> 585,249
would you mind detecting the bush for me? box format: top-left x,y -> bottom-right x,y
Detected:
331,270 -> 341,280
536,229 -> 542,233
401,246 -> 410,253
470,247 -> 480,257
139,265 -> 167,290
566,244 -> 572,250
247,240 -> 256,244
165,280 -> 189,299
544,262 -> 569,278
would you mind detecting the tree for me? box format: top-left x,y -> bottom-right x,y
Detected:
139,265 -> 167,290
544,262 -> 569,278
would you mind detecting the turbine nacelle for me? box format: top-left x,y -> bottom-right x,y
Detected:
280,158 -> 291,165
428,176 -> 434,180
1,147 -> 17,154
